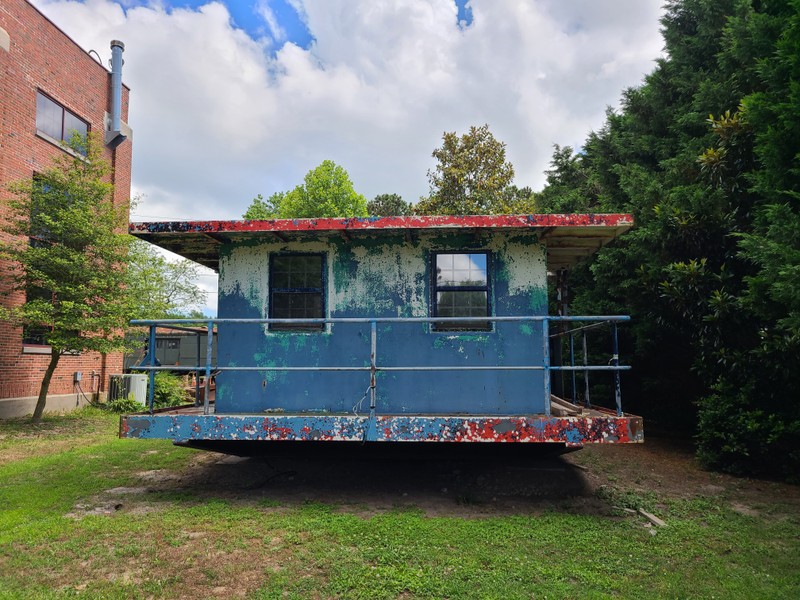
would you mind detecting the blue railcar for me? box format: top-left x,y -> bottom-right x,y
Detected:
120,214 -> 642,450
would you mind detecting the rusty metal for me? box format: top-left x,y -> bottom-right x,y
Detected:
130,213 -> 634,235
120,412 -> 643,446
123,314 -> 637,445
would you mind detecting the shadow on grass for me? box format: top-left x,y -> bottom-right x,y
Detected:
133,443 -> 617,517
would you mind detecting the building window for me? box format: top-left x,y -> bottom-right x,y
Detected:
22,325 -> 50,346
29,174 -> 55,247
36,91 -> 88,153
156,339 -> 180,350
22,286 -> 53,346
269,254 -> 325,331
432,252 -> 490,331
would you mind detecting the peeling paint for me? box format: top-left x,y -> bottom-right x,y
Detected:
126,214 -> 641,447
215,229 -> 550,415
120,412 -> 644,445
130,213 -> 634,235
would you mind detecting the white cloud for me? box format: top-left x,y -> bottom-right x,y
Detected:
254,0 -> 286,42
32,0 -> 664,310
34,0 -> 663,219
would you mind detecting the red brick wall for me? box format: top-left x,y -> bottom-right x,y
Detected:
0,0 -> 131,400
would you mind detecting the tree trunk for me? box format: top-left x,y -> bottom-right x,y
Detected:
31,351 -> 61,424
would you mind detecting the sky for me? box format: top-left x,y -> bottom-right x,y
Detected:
32,0 -> 666,314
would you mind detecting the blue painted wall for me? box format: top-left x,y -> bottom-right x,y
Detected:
215,231 -> 549,415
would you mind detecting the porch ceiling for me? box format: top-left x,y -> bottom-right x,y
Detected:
129,214 -> 633,273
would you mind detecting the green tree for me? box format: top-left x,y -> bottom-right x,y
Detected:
126,240 -> 208,319
367,193 -> 412,216
243,192 -> 284,220
0,135 -> 134,423
536,145 -> 598,213
498,185 -> 536,214
416,124 -> 515,215
244,161 -> 368,219
536,0 -> 800,476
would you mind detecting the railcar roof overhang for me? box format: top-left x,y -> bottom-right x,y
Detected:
130,214 -> 633,273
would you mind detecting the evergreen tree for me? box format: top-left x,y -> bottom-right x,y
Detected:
367,193 -> 412,216
537,0 -> 799,476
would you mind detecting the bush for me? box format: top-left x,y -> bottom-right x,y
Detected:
152,372 -> 189,408
696,379 -> 800,480
104,397 -> 142,414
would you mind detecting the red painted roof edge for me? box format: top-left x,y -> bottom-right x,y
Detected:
130,214 -> 634,235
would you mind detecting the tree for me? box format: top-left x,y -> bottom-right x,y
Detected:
416,124 -> 516,215
243,160 -> 367,219
243,192 -> 284,220
367,193 -> 413,216
0,135 -> 134,423
535,0 -> 800,477
498,185 -> 536,214
535,145 -> 598,213
126,240 -> 208,319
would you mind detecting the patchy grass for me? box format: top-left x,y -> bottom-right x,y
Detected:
0,412 -> 798,599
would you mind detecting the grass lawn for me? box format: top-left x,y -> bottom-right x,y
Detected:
0,409 -> 798,599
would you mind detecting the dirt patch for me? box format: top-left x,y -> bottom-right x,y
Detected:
69,435 -> 799,522
566,436 -> 800,516
62,531 -> 281,600
0,417 -> 112,465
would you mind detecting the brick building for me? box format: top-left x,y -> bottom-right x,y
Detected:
0,0 -> 132,417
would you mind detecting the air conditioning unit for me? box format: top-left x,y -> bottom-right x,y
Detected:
108,374 -> 148,406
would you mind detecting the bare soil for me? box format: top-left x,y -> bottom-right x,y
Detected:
76,435 -> 800,519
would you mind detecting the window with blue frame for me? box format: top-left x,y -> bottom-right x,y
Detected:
269,254 -> 325,331
432,251 -> 490,331
36,91 -> 88,154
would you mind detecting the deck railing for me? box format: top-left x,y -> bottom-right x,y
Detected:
130,315 -> 631,418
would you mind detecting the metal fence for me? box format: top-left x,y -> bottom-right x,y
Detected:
131,315 -> 631,418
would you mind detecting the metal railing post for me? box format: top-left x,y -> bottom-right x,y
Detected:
203,320 -> 213,415
195,331 -> 201,406
582,331 -> 591,408
542,318 -> 551,417
129,315 -> 630,420
569,332 -> 576,404
611,322 -> 622,416
369,320 -> 377,417
147,325 -> 156,414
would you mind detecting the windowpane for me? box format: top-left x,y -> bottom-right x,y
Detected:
436,253 -> 487,286
437,291 -> 488,316
64,110 -> 88,148
36,92 -> 88,153
272,293 -> 322,319
22,326 -> 49,346
269,254 -> 325,331
36,93 -> 62,140
23,285 -> 53,345
433,252 -> 490,331
272,255 -> 322,289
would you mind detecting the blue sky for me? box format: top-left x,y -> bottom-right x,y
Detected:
118,1 -> 473,51
35,0 -> 664,314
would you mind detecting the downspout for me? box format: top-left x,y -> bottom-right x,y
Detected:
105,40 -> 126,148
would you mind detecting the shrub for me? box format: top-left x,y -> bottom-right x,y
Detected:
152,372 -> 189,408
104,397 -> 142,414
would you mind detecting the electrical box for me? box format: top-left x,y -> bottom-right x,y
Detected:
108,374 -> 148,405
73,371 -> 82,383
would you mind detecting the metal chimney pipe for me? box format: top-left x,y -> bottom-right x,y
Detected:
107,40 -> 126,148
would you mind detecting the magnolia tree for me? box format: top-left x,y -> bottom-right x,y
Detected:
416,124 -> 534,215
